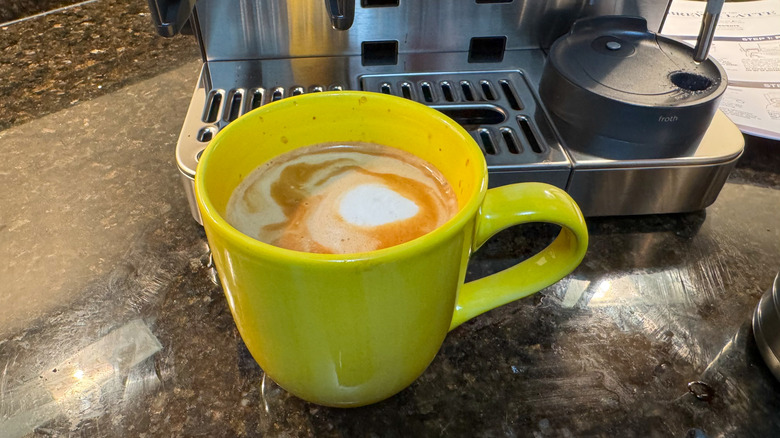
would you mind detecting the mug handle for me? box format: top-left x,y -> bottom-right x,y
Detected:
449,182 -> 588,330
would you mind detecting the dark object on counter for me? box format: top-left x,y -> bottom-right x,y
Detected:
753,272 -> 780,382
539,16 -> 728,160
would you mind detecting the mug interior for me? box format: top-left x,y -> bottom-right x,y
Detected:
195,91 -> 487,258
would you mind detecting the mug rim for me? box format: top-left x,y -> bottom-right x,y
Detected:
195,91 -> 488,263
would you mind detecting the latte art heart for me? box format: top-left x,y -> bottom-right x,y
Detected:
226,142 -> 458,254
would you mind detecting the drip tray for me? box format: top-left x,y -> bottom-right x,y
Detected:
359,71 -> 569,175
174,52 -> 743,223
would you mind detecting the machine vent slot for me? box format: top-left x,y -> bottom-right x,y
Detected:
380,83 -> 392,94
500,127 -> 520,154
330,85 -> 344,91
197,126 -> 216,143
203,91 -> 223,123
291,86 -> 305,96
271,88 -> 284,102
518,117 -> 543,153
420,82 -> 434,102
311,86 -> 325,93
361,0 -> 399,6
362,40 -> 398,66
480,80 -> 496,100
434,105 -> 506,125
478,129 -> 497,155
460,81 -> 475,101
440,81 -> 455,102
468,36 -> 507,63
401,82 -> 413,99
224,90 -> 243,122
499,80 -> 523,110
250,88 -> 264,110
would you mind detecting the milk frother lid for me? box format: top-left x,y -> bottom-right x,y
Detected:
546,15 -> 726,107
539,15 -> 730,160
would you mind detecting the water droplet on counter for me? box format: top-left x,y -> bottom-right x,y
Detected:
687,380 -> 715,401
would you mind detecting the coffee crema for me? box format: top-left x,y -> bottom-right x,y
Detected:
225,142 -> 459,254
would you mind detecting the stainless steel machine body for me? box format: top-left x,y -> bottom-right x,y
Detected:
149,0 -> 744,223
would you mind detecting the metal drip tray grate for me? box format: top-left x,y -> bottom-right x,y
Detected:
178,68 -> 570,182
201,84 -> 348,128
174,62 -> 573,222
176,67 -> 572,222
359,71 -> 566,170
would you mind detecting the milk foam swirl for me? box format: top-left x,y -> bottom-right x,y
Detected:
226,143 -> 458,254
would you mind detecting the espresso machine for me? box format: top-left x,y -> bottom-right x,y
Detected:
146,0 -> 744,223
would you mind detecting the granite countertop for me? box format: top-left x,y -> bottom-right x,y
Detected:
1,1 -> 780,437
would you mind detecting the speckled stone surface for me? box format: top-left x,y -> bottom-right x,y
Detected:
0,0 -> 199,131
1,1 -> 780,437
0,0 -> 82,23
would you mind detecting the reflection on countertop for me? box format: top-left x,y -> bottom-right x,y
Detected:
1,1 -> 780,437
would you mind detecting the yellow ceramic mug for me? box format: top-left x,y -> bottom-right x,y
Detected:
195,91 -> 588,407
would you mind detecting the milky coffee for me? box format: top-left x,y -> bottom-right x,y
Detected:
225,142 -> 458,254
